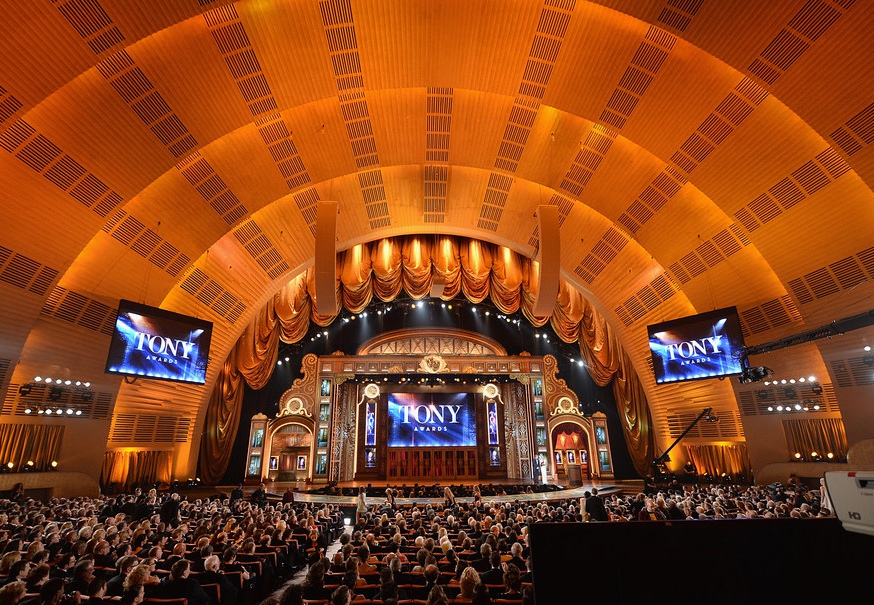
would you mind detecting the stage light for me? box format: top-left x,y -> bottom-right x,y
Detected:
34,376 -> 42,382
75,410 -> 82,416
5,462 -> 12,470
794,452 -> 802,459
24,407 -> 31,414
66,409 -> 73,415
44,409 -> 52,415
827,452 -> 834,460
56,409 -> 63,415
64,380 -> 71,385
51,461 -> 58,468
26,460 -> 33,467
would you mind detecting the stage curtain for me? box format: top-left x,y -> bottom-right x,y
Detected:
782,417 -> 848,461
198,235 -> 652,482
101,450 -> 172,490
685,444 -> 752,480
0,424 -> 64,471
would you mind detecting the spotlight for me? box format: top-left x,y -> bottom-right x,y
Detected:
34,376 -> 42,382
75,410 -> 82,416
6,462 -> 12,470
44,409 -> 52,415
23,408 -> 31,414
51,461 -> 58,468
794,452 -> 802,459
26,461 -> 33,467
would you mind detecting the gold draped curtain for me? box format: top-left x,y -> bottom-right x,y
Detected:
100,450 -> 173,490
685,444 -> 752,480
0,424 -> 64,471
198,235 -> 654,483
782,417 -> 848,461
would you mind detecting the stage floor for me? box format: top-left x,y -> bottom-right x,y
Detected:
212,478 -> 645,507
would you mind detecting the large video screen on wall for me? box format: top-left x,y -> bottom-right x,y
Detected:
387,392 -> 477,447
647,306 -> 746,384
105,300 -> 213,385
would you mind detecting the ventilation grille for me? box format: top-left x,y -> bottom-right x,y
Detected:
0,120 -> 123,218
232,218 -> 290,280
666,409 -> 743,439
737,382 -> 838,416
5,382 -> 113,420
53,0 -> 125,55
573,226 -> 628,285
829,356 -> 874,388
559,124 -> 617,198
656,0 -> 705,32
40,287 -> 118,335
204,6 -> 279,116
109,413 -> 192,443
99,210 -> 190,278
96,51 -> 197,158
786,246 -> 874,306
423,87 -> 453,223
667,78 -> 766,177
294,187 -> 322,238
748,0 -> 849,85
733,148 -> 850,232
178,267 -> 246,324
613,272 -> 679,326
737,295 -> 803,337
0,85 -> 24,128
599,26 -> 676,130
615,166 -> 687,236
0,246 -> 59,297
477,1 -> 574,231
831,101 -> 874,156
664,224 -> 749,286
477,173 -> 513,232
176,152 -> 250,227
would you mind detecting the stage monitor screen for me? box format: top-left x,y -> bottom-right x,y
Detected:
105,299 -> 213,385
647,306 -> 745,384
387,392 -> 477,447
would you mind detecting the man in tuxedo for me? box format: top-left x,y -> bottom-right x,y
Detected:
479,552 -> 504,586
152,559 -> 209,605
585,487 -> 609,521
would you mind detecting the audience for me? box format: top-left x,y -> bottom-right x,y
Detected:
0,478 -> 831,605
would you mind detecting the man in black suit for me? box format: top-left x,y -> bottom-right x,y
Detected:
479,552 -> 504,586
159,493 -> 182,527
197,555 -> 239,605
106,556 -> 138,597
152,559 -> 209,605
585,487 -> 609,521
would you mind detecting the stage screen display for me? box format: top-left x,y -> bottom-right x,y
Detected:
387,392 -> 477,447
647,306 -> 746,384
105,300 -> 213,384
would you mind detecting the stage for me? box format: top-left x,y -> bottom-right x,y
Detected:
213,478 -> 645,507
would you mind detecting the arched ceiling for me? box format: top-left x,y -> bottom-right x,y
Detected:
2,0 -> 873,461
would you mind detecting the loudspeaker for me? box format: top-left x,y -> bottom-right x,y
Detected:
532,205 -> 560,317
315,201 -> 338,316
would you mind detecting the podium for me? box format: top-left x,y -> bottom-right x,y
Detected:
567,464 -> 583,486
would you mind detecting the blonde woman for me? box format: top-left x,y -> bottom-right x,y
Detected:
457,566 -> 481,600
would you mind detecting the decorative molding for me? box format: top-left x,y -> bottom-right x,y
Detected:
276,353 -> 318,418
419,354 -> 448,373
358,327 -> 507,356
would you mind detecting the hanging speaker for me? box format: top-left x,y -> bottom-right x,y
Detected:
532,205 -> 560,317
315,201 -> 338,316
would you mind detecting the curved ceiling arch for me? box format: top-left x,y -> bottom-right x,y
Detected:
3,1 -> 874,481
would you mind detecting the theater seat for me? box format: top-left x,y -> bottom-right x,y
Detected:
144,598 -> 188,605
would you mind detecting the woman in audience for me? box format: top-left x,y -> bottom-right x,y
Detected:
457,566 -> 481,601
0,582 -> 26,605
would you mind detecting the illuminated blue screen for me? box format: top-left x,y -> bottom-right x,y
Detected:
387,392 -> 477,447
647,306 -> 745,384
105,300 -> 213,385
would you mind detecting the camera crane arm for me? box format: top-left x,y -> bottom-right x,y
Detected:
653,407 -> 713,467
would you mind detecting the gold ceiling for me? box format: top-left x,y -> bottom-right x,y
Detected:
1,0 -> 873,474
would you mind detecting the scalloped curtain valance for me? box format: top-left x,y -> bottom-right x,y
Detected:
199,235 -> 654,483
